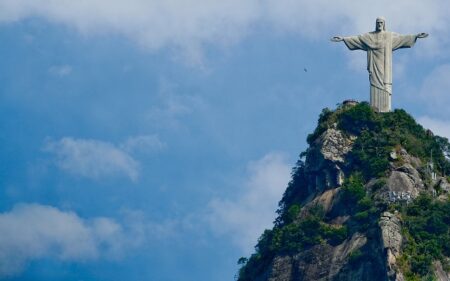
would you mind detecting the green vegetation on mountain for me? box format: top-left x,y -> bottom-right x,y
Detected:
237,102 -> 450,281
308,102 -> 450,180
396,193 -> 450,280
238,205 -> 349,281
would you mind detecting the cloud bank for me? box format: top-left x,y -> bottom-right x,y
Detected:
208,152 -> 291,254
43,135 -> 165,181
1,0 -> 449,61
0,204 -> 128,277
44,137 -> 140,181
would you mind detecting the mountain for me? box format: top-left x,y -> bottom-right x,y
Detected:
237,101 -> 450,281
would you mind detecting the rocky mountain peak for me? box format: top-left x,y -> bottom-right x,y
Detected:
237,102 -> 450,281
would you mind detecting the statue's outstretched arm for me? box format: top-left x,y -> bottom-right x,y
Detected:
416,33 -> 429,39
331,36 -> 344,42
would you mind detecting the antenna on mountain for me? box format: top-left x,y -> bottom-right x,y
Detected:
429,149 -> 437,181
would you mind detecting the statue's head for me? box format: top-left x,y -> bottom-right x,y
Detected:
376,17 -> 386,32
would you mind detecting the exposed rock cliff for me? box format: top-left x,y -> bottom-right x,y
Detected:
237,102 -> 450,281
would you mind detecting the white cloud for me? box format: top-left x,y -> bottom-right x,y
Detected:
120,135 -> 166,154
145,77 -> 205,128
1,1 -> 449,62
48,65 -> 72,76
0,0 -> 260,64
207,152 -> 291,254
0,204 -> 129,277
44,137 -> 140,181
0,203 -> 197,278
418,116 -> 450,139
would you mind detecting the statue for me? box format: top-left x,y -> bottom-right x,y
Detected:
331,17 -> 428,112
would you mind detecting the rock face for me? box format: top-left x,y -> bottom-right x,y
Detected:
305,128 -> 355,193
379,212 -> 403,280
319,128 -> 355,163
433,261 -> 450,281
384,159 -> 424,203
266,233 -> 373,281
267,256 -> 293,281
237,104 -> 450,281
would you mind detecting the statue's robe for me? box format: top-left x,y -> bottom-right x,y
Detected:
343,31 -> 417,112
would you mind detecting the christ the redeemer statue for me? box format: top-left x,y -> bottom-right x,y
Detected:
331,17 -> 428,112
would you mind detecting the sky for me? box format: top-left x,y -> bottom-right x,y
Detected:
1,1 -> 450,280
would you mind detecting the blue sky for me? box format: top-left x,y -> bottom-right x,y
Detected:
1,1 -> 450,280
